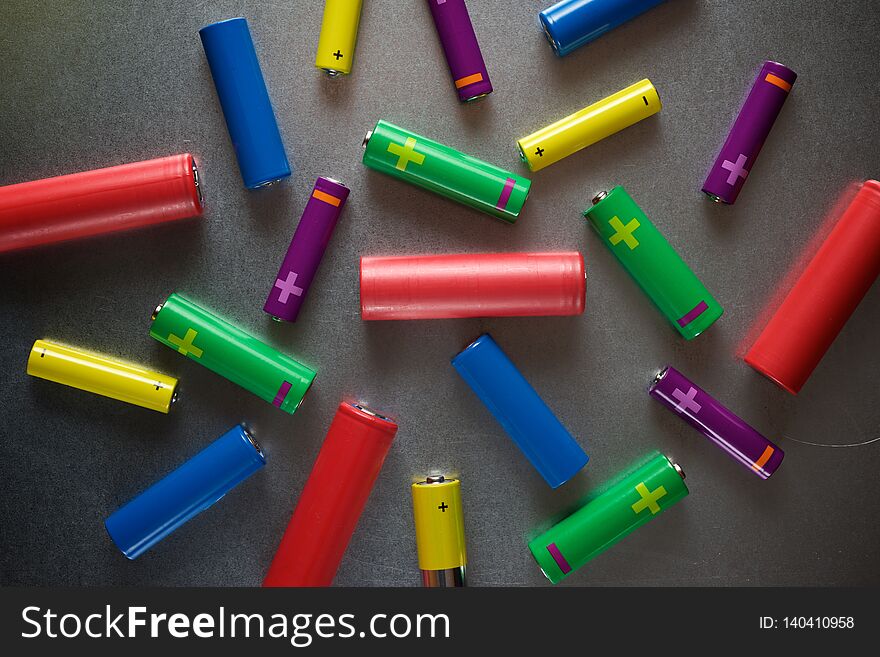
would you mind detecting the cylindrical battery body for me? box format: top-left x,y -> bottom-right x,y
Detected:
584,186 -> 722,339
745,180 -> 880,394
426,0 -> 493,102
200,18 -> 291,189
528,453 -> 687,584
539,0 -> 667,57
150,293 -> 315,414
517,79 -> 660,172
451,334 -> 588,488
26,340 -> 178,414
360,252 -> 585,320
105,424 -> 265,559
264,177 -> 349,322
315,0 -> 363,77
702,61 -> 796,204
362,120 -> 530,223
412,475 -> 467,587
649,366 -> 783,478
0,154 -> 202,254
263,403 -> 398,587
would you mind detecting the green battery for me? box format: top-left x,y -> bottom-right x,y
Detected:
528,452 -> 688,584
362,120 -> 531,223
584,186 -> 723,339
150,293 -> 315,414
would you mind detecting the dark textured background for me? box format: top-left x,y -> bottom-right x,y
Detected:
1,0 -> 878,586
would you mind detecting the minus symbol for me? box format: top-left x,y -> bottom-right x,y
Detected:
642,96 -> 648,106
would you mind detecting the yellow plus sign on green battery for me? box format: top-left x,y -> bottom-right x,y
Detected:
388,137 -> 425,171
631,482 -> 666,515
608,216 -> 641,249
168,328 -> 203,358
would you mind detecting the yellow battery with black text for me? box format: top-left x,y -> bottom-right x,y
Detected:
411,475 -> 467,587
315,0 -> 364,77
26,339 -> 178,413
517,79 -> 661,171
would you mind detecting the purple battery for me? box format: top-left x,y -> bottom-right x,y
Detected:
426,0 -> 493,102
263,177 -> 349,322
649,365 -> 784,479
702,60 -> 796,205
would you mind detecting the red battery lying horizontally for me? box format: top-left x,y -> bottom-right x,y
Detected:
0,153 -> 203,253
360,252 -> 585,320
745,180 -> 880,393
262,402 -> 398,587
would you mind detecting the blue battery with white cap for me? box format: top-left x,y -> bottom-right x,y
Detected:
451,334 -> 588,488
199,17 -> 291,189
104,424 -> 266,559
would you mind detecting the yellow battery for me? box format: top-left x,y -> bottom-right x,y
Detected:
517,78 -> 661,172
26,339 -> 178,414
411,475 -> 467,587
315,0 -> 364,77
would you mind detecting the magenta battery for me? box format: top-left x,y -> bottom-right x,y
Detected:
426,0 -> 493,102
649,366 -> 783,479
702,61 -> 797,204
263,177 -> 349,322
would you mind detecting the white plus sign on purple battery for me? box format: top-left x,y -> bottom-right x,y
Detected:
721,154 -> 749,185
672,387 -> 702,414
275,271 -> 304,303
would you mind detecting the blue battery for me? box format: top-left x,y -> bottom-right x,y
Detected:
199,17 -> 291,189
451,334 -> 588,488
104,424 -> 266,559
539,0 -> 667,57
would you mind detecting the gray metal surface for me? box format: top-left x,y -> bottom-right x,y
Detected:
1,0 -> 878,586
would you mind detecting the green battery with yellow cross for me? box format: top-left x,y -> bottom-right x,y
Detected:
528,452 -> 688,584
584,185 -> 723,339
362,120 -> 531,223
150,293 -> 315,414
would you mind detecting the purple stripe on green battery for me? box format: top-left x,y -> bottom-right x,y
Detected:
649,365 -> 784,479
273,380 -> 293,407
702,61 -> 796,205
496,178 -> 516,210
677,300 -> 709,327
427,0 -> 493,102
546,543 -> 572,574
263,177 -> 349,322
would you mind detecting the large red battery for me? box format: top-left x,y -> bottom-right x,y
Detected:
0,153 -> 203,253
360,252 -> 586,320
263,402 -> 398,587
745,180 -> 880,393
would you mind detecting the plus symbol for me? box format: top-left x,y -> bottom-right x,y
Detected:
535,147 -> 545,157
608,216 -> 641,250
631,482 -> 667,515
168,328 -> 203,358
438,502 -> 448,513
275,271 -> 304,303
333,50 -> 343,60
672,386 -> 701,414
387,137 -> 425,171
721,154 -> 749,185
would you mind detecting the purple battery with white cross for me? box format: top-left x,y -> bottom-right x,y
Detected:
263,177 -> 349,322
702,61 -> 796,204
426,0 -> 493,102
649,366 -> 784,479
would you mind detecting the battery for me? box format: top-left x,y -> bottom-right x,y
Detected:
264,177 -> 349,323
150,293 -> 315,414
427,0 -> 493,102
412,475 -> 467,587
517,79 -> 660,172
452,333 -> 588,488
584,185 -> 723,339
528,452 -> 687,583
200,17 -> 291,189
263,402 -> 398,587
745,180 -> 880,394
362,120 -> 531,223
26,339 -> 178,414
360,251 -> 585,320
0,153 -> 202,254
702,61 -> 796,205
539,0 -> 668,57
105,424 -> 265,559
315,0 -> 363,77
649,366 -> 783,479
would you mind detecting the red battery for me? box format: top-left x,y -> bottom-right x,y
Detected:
262,402 -> 398,587
745,180 -> 880,393
0,153 -> 203,253
360,252 -> 586,320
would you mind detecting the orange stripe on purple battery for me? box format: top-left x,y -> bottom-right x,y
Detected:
312,189 -> 342,207
454,72 -> 483,89
764,73 -> 792,93
496,178 -> 516,211
677,300 -> 709,327
546,542 -> 572,574
273,380 -> 293,407
752,445 -> 775,472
